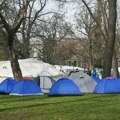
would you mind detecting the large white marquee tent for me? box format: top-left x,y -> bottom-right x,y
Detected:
0,58 -> 63,83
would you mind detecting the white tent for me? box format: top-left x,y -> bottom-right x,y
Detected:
0,58 -> 64,83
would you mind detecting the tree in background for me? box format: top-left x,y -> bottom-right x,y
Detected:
75,1 -> 104,70
56,0 -> 118,78
0,29 -> 9,60
19,0 -> 50,58
0,0 -> 118,79
0,0 -> 29,80
34,13 -> 73,64
0,0 -> 56,79
81,0 -> 117,78
103,0 -> 117,78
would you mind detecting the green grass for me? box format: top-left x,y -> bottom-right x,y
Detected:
0,94 -> 120,120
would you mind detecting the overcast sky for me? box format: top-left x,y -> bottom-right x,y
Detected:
35,0 -> 78,23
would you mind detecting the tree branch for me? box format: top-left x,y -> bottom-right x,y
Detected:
13,0 -> 29,33
0,12 -> 11,34
82,0 -> 107,41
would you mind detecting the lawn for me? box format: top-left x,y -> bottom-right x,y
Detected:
0,94 -> 120,120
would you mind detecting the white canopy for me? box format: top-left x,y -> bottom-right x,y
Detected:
0,58 -> 63,82
54,65 -> 85,73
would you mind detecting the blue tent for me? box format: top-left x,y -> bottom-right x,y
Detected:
92,76 -> 101,83
0,78 -> 17,94
10,80 -> 43,96
48,78 -> 81,96
94,78 -> 120,93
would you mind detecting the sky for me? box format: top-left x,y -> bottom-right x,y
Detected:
34,0 -> 97,37
35,0 -> 78,23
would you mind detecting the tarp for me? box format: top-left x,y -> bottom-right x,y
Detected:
48,78 -> 81,96
0,78 -> 17,94
0,58 -> 63,82
94,77 -> 120,93
68,71 -> 97,93
10,80 -> 43,96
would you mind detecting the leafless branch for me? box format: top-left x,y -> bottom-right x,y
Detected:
82,0 -> 107,41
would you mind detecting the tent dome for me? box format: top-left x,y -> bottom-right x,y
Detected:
10,80 -> 43,96
69,71 -> 96,93
92,76 -> 101,83
48,78 -> 81,96
0,78 -> 16,94
34,75 -> 56,93
94,77 -> 120,93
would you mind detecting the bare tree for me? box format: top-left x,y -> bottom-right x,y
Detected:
56,0 -> 118,78
0,0 -> 29,80
75,2 -> 104,70
102,0 -> 117,77
19,0 -> 50,58
81,0 -> 117,78
33,13 -> 73,64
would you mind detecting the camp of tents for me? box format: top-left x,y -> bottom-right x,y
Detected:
0,70 -> 114,96
0,58 -> 64,94
1,58 -> 120,96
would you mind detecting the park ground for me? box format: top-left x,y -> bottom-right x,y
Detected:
0,94 -> 120,120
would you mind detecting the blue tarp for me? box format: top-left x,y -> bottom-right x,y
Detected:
10,80 -> 43,96
94,78 -> 120,93
0,78 -> 17,94
48,78 -> 81,95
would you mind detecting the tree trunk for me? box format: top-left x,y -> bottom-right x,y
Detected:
8,43 -> 23,80
102,0 -> 117,78
112,52 -> 119,78
23,39 -> 30,58
88,37 -> 94,69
